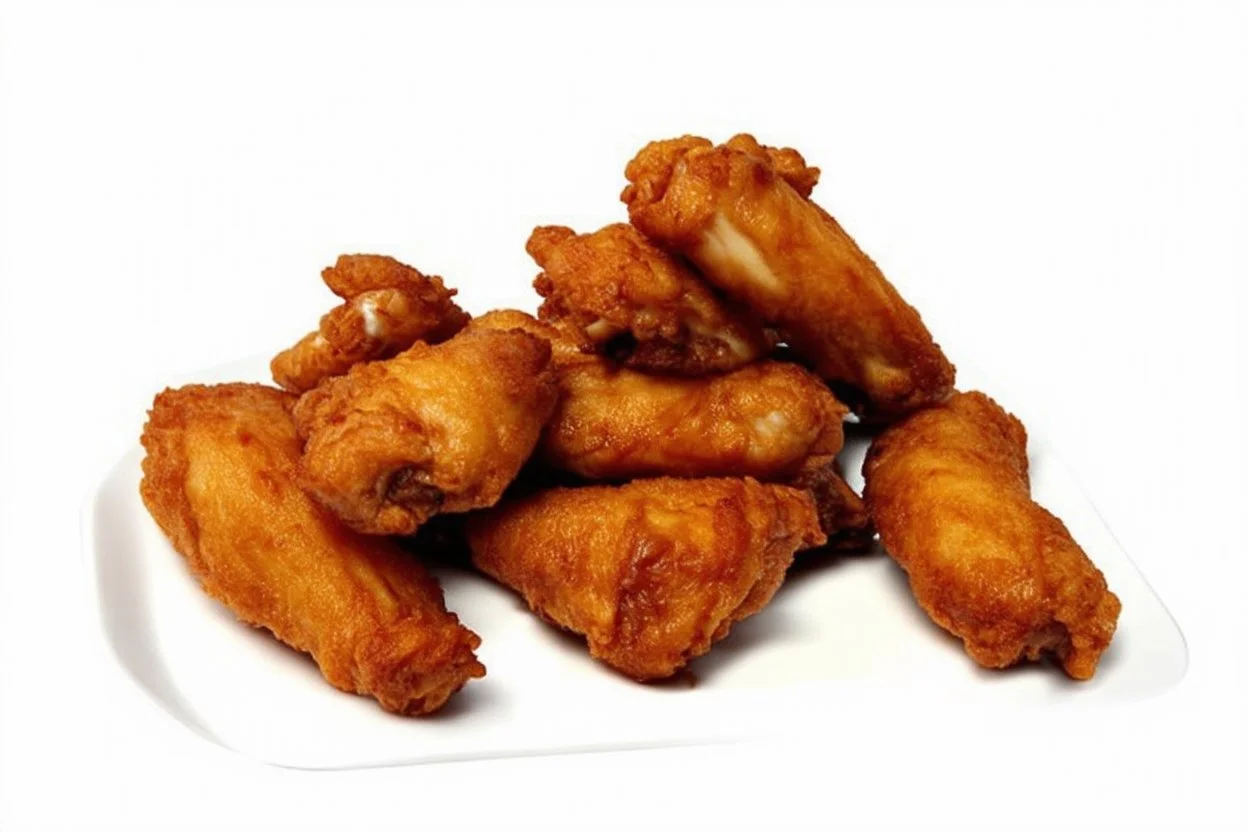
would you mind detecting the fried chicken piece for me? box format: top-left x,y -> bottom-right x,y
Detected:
790,461 -> 874,552
271,254 -> 470,394
623,134 -> 955,421
528,223 -> 772,374
139,383 -> 485,714
466,478 -> 825,680
862,391 -> 1121,679
295,325 -> 558,535
541,359 -> 847,481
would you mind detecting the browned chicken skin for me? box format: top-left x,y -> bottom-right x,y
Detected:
466,477 -> 825,680
295,325 -> 558,535
623,134 -> 955,421
541,359 -> 847,482
863,391 -> 1120,679
528,223 -> 772,374
471,308 -> 869,546
139,383 -> 485,714
271,254 -> 470,394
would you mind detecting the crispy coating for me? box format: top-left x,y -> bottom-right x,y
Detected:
470,309 -> 865,540
139,383 -> 485,714
863,391 -> 1121,679
466,478 -> 825,680
790,461 -> 875,552
271,254 -> 470,394
467,308 -> 595,369
541,359 -> 847,481
294,326 -> 558,535
623,134 -> 955,421
528,223 -> 772,374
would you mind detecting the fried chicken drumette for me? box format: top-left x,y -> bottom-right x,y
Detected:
295,325 -> 558,535
623,134 -> 955,421
271,254 -> 470,394
863,391 -> 1121,679
528,223 -> 772,374
466,477 -> 825,680
139,383 -> 485,714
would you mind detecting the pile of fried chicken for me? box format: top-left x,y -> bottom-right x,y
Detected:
140,134 -> 1121,716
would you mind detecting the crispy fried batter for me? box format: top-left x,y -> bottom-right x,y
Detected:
528,223 -> 772,374
466,477 -> 825,680
271,254 -> 470,394
541,359 -> 847,481
470,310 -> 864,541
139,383 -> 485,714
467,308 -> 594,368
863,391 -> 1121,679
294,326 -> 558,535
790,461 -> 874,552
623,133 -> 954,420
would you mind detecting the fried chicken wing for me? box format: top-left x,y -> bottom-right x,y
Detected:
862,391 -> 1121,679
541,359 -> 847,481
139,383 -> 485,714
623,134 -> 955,420
528,223 -> 772,374
295,325 -> 558,535
466,477 -> 825,680
271,254 -> 470,394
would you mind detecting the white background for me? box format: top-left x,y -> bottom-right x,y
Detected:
2,0 -> 1244,828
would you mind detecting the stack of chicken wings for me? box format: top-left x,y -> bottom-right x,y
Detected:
140,134 -> 1121,715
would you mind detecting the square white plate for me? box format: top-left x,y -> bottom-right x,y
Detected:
85,357 -> 1187,769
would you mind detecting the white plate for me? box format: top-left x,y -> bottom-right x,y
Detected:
85,356 -> 1188,769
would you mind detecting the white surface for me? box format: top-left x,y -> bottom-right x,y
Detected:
85,360 -> 1186,769
1,0 -> 1245,829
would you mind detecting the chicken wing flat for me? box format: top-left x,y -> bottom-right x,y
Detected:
271,254 -> 470,394
466,477 -> 825,680
295,325 -> 558,535
528,223 -> 772,374
139,383 -> 485,714
541,359 -> 847,482
623,134 -> 955,421
863,391 -> 1120,679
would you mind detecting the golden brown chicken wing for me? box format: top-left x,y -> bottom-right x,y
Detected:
466,477 -> 825,680
271,254 -> 470,394
541,359 -> 847,481
863,391 -> 1120,679
528,223 -> 772,374
139,383 -> 485,714
623,134 -> 955,420
295,325 -> 558,535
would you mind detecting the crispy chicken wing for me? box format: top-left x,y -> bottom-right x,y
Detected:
623,134 -> 954,420
466,477 -> 825,680
271,254 -> 470,394
541,359 -> 846,481
528,223 -> 772,374
295,325 -> 558,535
139,383 -> 485,714
863,391 -> 1120,679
